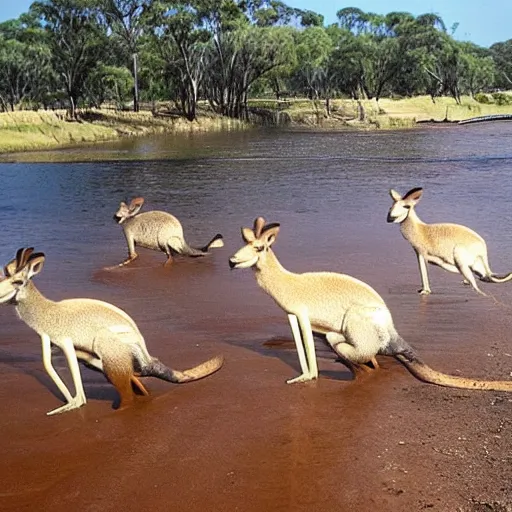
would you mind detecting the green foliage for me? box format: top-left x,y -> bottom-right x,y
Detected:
0,1 -> 510,122
474,93 -> 492,104
492,92 -> 512,105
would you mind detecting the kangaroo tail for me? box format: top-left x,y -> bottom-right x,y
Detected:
393,345 -> 512,391
141,355 -> 224,383
174,234 -> 224,257
481,272 -> 512,284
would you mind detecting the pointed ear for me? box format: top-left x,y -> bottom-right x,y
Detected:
3,259 -> 17,277
241,227 -> 255,243
16,247 -> 34,270
389,189 -> 402,202
403,187 -> 423,203
26,253 -> 45,280
262,223 -> 280,246
253,217 -> 265,238
128,197 -> 144,215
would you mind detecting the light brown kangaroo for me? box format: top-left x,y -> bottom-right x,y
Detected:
229,217 -> 512,391
114,197 -> 224,266
387,187 -> 512,296
0,248 -> 224,415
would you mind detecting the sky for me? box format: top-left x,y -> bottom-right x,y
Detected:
0,0 -> 510,48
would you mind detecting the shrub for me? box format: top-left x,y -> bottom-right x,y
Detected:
492,92 -> 512,105
474,93 -> 493,104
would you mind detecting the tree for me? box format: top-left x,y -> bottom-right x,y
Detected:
96,0 -> 151,111
490,40 -> 512,89
31,0 -> 107,118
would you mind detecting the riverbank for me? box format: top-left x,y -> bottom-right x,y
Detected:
249,94 -> 512,129
0,109 -> 247,154
1,94 -> 511,154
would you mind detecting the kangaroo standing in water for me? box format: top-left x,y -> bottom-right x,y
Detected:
0,248 -> 223,415
114,197 -> 224,266
387,187 -> 512,296
229,217 -> 512,391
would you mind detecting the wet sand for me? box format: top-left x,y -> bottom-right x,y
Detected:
1,250 -> 511,512
1,126 -> 512,511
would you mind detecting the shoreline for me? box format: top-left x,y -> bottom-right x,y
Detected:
0,109 -> 249,155
1,95 -> 511,156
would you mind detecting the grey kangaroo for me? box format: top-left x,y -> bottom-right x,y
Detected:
387,187 -> 512,295
0,248 -> 224,415
229,217 -> 512,391
114,197 -> 224,266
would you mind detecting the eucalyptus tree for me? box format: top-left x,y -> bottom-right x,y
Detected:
490,40 -> 512,89
0,15 -> 53,110
31,0 -> 108,118
149,1 -> 211,120
292,26 -> 333,100
95,0 -> 151,111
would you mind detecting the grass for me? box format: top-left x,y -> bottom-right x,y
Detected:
0,108 -> 247,154
1,94 -> 511,153
248,93 -> 512,130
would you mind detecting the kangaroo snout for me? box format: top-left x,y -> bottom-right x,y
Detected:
386,211 -> 397,223
229,258 -> 237,269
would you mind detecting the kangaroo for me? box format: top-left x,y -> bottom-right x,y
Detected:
229,217 -> 512,391
387,187 -> 512,296
0,248 -> 224,415
114,197 -> 224,266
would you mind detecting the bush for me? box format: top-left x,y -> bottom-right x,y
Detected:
492,92 -> 512,105
474,93 -> 493,104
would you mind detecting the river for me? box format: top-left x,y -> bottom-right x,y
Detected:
1,124 -> 511,511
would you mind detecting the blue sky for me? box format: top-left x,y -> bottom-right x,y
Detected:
1,0 -> 510,48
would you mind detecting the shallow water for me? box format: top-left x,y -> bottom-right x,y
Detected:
1,123 -> 512,511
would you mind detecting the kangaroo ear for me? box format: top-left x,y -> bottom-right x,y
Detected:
241,227 -> 255,243
262,223 -> 280,246
3,259 -> 17,277
403,187 -> 423,203
26,253 -> 45,280
128,197 -> 144,215
389,189 -> 402,202
253,217 -> 265,238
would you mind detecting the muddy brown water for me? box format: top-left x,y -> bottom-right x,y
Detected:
1,124 -> 512,511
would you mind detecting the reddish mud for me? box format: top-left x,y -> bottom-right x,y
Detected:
1,126 -> 512,511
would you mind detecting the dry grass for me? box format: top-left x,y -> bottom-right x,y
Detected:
252,94 -> 512,130
0,109 -> 247,154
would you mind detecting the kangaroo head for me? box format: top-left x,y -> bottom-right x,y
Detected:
0,248 -> 45,305
114,197 -> 145,224
387,187 -> 423,223
229,217 -> 280,270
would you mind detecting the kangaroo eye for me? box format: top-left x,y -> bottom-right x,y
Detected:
12,280 -> 24,286
255,246 -> 264,252
403,205 -> 411,209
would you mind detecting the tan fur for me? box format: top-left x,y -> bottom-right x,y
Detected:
388,187 -> 512,295
0,248 -> 224,415
229,218 -> 512,391
113,197 -> 224,266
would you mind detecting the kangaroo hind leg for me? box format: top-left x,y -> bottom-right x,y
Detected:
326,332 -> 378,376
334,309 -> 384,368
94,333 -> 136,410
454,247 -> 486,296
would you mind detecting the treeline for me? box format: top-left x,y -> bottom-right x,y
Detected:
0,1 -> 511,119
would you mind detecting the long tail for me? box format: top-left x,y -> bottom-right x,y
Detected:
174,234 -> 224,257
394,353 -> 512,392
141,355 -> 224,383
481,272 -> 512,284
